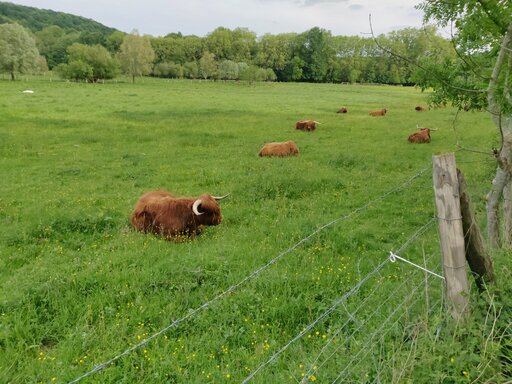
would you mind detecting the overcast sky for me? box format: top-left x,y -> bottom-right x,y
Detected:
8,0 -> 428,37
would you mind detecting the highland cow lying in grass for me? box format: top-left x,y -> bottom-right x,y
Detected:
295,120 -> 320,131
408,127 -> 432,143
369,108 -> 387,116
258,141 -> 299,157
131,190 -> 228,240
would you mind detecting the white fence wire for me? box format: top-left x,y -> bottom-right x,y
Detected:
242,218 -> 441,383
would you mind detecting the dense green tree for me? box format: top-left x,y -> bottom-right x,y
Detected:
183,61 -> 199,79
0,23 -> 40,80
295,27 -> 335,82
118,31 -> 155,82
154,62 -> 184,78
35,25 -> 80,69
417,0 -> 512,247
79,31 -> 106,46
230,28 -> 257,62
105,31 -> 126,53
151,35 -> 204,66
254,33 -> 295,81
332,36 -> 367,82
54,59 -> 92,81
57,43 -> 118,82
153,62 -> 170,77
205,27 -> 256,63
282,55 -> 305,82
151,36 -> 185,64
239,64 -> 260,84
181,36 -> 204,62
218,60 -> 239,80
205,27 -> 233,61
168,62 -> 184,78
198,51 -> 217,79
386,26 -> 453,84
264,68 -> 277,82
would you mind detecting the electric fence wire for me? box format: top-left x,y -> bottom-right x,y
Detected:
331,285 -> 439,383
302,251 -> 441,382
316,282 -> 440,383
242,218 -> 437,383
300,257 -> 399,366
67,167 -> 430,384
241,257 -> 390,384
369,300 -> 444,384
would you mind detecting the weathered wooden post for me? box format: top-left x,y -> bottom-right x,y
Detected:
457,169 -> 495,290
432,153 -> 470,320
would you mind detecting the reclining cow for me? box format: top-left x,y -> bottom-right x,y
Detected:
258,141 -> 299,157
369,108 -> 387,116
131,190 -> 228,240
295,120 -> 320,131
408,127 -> 432,143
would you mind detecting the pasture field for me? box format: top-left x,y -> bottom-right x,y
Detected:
0,77 -> 509,383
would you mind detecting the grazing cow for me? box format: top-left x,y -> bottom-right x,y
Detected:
336,107 -> 348,113
369,108 -> 387,116
415,106 -> 427,112
295,120 -> 320,131
408,127 -> 431,143
131,190 -> 228,240
258,141 -> 299,157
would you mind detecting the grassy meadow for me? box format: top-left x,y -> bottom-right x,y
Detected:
0,77 -> 509,383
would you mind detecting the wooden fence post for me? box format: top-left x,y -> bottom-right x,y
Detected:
432,153 -> 470,320
457,169 -> 495,290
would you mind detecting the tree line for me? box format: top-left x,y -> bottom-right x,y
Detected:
0,20 -> 454,84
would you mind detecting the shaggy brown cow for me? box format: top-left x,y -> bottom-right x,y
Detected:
415,106 -> 427,112
131,190 -> 228,240
369,108 -> 387,116
408,127 -> 431,143
258,141 -> 299,157
336,107 -> 348,113
295,120 -> 320,131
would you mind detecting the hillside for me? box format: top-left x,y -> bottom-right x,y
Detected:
0,1 -> 116,34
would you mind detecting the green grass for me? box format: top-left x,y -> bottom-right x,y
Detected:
0,77 -> 509,383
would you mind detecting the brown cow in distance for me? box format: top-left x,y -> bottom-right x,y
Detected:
131,190 -> 228,240
408,127 -> 432,143
415,106 -> 427,112
369,108 -> 387,116
295,120 -> 320,131
336,107 -> 348,113
259,141 -> 299,157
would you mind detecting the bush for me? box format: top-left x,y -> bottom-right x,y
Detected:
55,60 -> 93,81
57,43 -> 118,82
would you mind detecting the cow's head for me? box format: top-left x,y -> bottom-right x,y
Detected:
192,194 -> 229,225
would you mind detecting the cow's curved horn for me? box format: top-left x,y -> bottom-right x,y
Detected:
192,199 -> 204,216
212,193 -> 230,201
313,121 -> 322,124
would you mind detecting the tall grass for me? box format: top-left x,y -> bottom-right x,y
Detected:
0,77 -> 509,383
